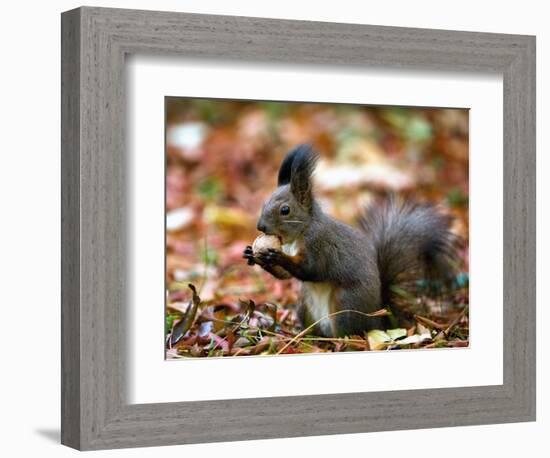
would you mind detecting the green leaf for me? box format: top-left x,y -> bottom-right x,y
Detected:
165,314 -> 176,333
197,178 -> 223,202
405,117 -> 432,142
367,329 -> 391,350
367,329 -> 391,343
386,328 -> 407,340
447,187 -> 468,207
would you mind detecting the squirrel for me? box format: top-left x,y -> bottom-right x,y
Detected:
243,144 -> 460,338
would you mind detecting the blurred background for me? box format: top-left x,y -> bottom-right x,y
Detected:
165,98 -> 469,357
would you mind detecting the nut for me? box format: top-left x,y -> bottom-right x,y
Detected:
252,234 -> 281,255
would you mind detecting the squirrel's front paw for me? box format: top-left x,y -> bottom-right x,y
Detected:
257,248 -> 284,266
243,245 -> 256,266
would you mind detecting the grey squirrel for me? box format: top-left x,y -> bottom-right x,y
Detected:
243,144 -> 459,338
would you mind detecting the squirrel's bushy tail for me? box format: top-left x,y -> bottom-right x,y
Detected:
359,198 -> 460,306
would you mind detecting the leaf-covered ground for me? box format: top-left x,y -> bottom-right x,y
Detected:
165,99 -> 469,358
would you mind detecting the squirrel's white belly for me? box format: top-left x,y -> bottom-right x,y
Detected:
284,239 -> 336,334
281,240 -> 299,256
302,282 -> 335,335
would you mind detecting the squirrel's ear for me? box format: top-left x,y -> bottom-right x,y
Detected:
277,147 -> 296,186
287,144 -> 318,209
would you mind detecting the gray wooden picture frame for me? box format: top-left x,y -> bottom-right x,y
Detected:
61,6 -> 536,451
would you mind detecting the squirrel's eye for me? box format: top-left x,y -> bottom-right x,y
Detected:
280,205 -> 290,216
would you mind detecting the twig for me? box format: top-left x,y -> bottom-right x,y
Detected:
276,308 -> 388,355
299,336 -> 368,344
248,330 -> 317,353
262,330 -> 365,349
414,314 -> 447,330
435,307 -> 467,340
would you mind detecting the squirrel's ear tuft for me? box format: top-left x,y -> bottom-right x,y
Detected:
282,144 -> 318,208
278,144 -> 318,186
278,146 -> 299,186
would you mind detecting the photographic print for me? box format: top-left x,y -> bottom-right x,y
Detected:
165,98 -> 469,358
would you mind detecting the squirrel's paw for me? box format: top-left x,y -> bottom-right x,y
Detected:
242,245 -> 256,266
257,248 -> 283,266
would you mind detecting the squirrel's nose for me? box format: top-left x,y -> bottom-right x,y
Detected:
257,221 -> 267,233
